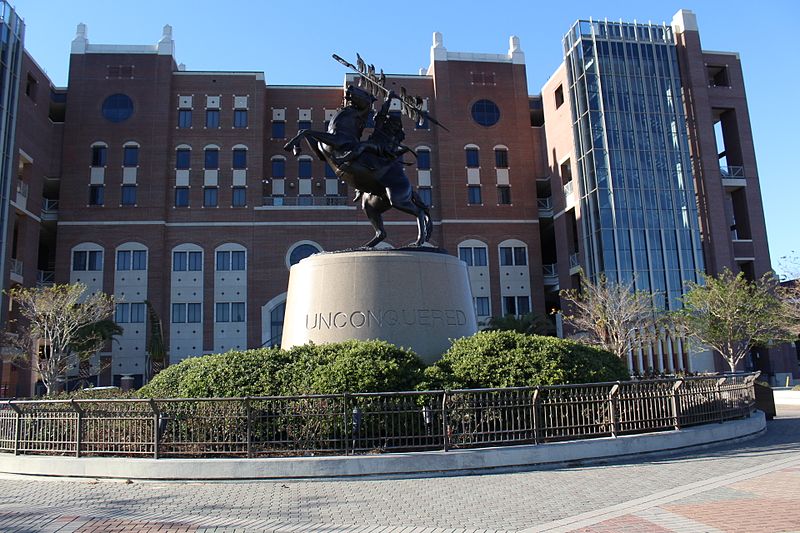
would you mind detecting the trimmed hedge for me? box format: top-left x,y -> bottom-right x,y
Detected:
422,330 -> 630,390
138,340 -> 424,398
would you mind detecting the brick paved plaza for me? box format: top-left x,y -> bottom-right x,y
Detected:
0,406 -> 798,533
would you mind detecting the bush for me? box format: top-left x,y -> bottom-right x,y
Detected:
138,348 -> 290,398
137,340 -> 424,398
422,330 -> 630,390
279,340 -> 424,395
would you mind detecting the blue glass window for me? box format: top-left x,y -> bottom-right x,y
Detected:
173,251 -> 187,271
174,187 -> 189,207
465,148 -> 479,168
123,146 -> 139,167
88,251 -> 103,271
216,302 -> 229,323
467,185 -> 481,205
497,186 -> 511,205
203,187 -> 218,207
289,244 -> 319,266
475,297 -> 490,317
231,250 -> 245,270
187,303 -> 202,323
233,109 -> 248,128
298,159 -> 312,178
132,250 -> 147,270
206,109 -> 220,128
232,149 -> 247,169
272,121 -> 286,139
231,302 -> 245,322
102,94 -> 134,122
178,109 -> 192,128
115,304 -> 129,324
418,186 -> 432,206
417,150 -> 431,170
324,163 -> 336,178
471,99 -> 500,127
272,158 -> 286,177
495,149 -> 508,168
232,187 -> 246,207
91,145 -> 107,167
130,303 -> 145,323
121,185 -> 136,205
188,251 -> 202,271
298,120 -> 311,132
117,250 -> 131,271
172,303 -> 186,323
89,185 -> 104,206
176,149 -> 191,169
204,148 -> 219,170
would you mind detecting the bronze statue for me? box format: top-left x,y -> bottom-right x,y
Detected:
283,55 -> 446,248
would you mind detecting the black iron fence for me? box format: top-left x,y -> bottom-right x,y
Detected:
0,373 -> 759,458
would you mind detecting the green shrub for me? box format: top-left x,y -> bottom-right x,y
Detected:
423,330 -> 630,390
279,340 -> 424,395
138,348 -> 290,398
792,384 -> 800,391
50,386 -> 137,400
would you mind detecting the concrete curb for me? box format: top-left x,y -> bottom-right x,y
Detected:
0,412 -> 765,480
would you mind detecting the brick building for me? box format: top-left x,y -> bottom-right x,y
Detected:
1,5 -> 795,396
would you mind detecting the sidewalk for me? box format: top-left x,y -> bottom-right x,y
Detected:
0,405 -> 798,533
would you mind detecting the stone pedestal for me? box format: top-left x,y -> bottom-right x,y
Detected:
281,249 -> 477,364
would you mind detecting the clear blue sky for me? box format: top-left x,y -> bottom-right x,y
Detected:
12,0 -> 800,277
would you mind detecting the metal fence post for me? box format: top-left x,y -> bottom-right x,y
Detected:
716,377 -> 727,422
442,390 -> 449,452
531,388 -> 540,445
8,400 -> 20,456
671,379 -> 683,430
342,393 -> 349,456
609,383 -> 620,437
149,399 -> 160,459
70,399 -> 83,458
245,397 -> 252,458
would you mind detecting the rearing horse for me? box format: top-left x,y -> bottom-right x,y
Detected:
283,86 -> 432,247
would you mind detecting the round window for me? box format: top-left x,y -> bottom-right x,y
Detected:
102,93 -> 134,122
471,99 -> 500,127
288,243 -> 320,266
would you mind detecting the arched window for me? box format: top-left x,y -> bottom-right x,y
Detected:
493,145 -> 509,169
204,144 -> 220,170
91,142 -> 108,167
115,242 -> 148,271
232,144 -> 247,170
464,144 -> 480,168
286,240 -> 323,268
123,141 -> 140,167
417,147 -> 431,170
271,156 -> 286,178
215,243 -> 247,271
71,243 -> 104,272
458,239 -> 491,319
172,243 -> 203,272
175,144 -> 191,169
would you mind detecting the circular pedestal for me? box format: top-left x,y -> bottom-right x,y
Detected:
281,250 -> 478,363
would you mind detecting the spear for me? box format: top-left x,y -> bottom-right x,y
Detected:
333,53 -> 449,132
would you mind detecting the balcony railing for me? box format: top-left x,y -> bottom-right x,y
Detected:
262,195 -> 349,207
563,180 -> 574,197
42,198 -> 59,212
720,165 -> 744,179
543,263 -> 557,277
537,197 -> 553,218
36,270 -> 54,287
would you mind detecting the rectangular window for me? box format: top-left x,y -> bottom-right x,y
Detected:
514,246 -> 527,266
474,247 -> 487,266
272,121 -> 286,139
560,159 -> 572,183
324,163 -> 336,178
234,109 -> 248,128
121,184 -> 137,205
206,109 -> 220,128
495,149 -> 508,168
232,149 -> 247,169
500,247 -> 513,266
272,158 -> 286,177
132,250 -> 147,270
503,296 -> 517,316
231,302 -> 245,322
466,148 -> 479,168
115,304 -> 129,323
123,146 -> 139,167
172,303 -> 186,323
187,303 -> 202,323
91,146 -> 107,167
130,303 -> 145,323
497,186 -> 511,205
459,248 -> 473,266
216,251 -> 230,271
517,296 -> 531,316
72,251 -> 87,271
89,185 -> 104,206
117,250 -> 131,271
298,120 -> 311,131
555,85 -> 564,108
467,185 -> 481,205
188,251 -> 203,271
417,150 -> 431,170
475,297 -> 490,317
298,159 -> 312,178
173,251 -> 187,271
178,109 -> 192,128
204,187 -> 218,207
204,149 -> 219,170
176,149 -> 191,169
216,302 -> 230,323
418,186 -> 432,206
232,186 -> 246,207
231,250 -> 245,270
175,187 -> 189,207
88,251 -> 103,271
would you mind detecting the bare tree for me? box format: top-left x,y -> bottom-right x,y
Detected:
5,283 -> 115,395
675,269 -> 792,372
560,273 -> 659,362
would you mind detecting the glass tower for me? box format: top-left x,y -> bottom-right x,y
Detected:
0,1 -> 23,317
563,20 -> 704,310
